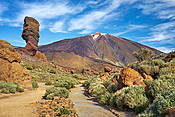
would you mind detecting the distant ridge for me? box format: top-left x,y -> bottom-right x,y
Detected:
39,32 -> 162,71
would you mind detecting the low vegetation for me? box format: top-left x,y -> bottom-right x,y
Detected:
82,49 -> 175,117
0,81 -> 24,94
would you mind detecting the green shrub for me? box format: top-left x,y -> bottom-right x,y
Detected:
24,65 -> 33,70
107,84 -> 118,93
147,59 -> 165,67
83,76 -> 98,88
146,79 -> 175,99
54,79 -> 74,89
97,92 -> 111,105
0,88 -> 10,94
158,74 -> 175,80
88,83 -> 107,97
139,89 -> 175,117
9,88 -> 16,93
0,81 -> 24,94
45,80 -> 52,85
59,108 -> 70,115
44,87 -> 69,100
32,81 -> 39,88
49,69 -> 56,74
140,65 -> 159,77
115,85 -> 148,113
159,66 -> 175,76
133,48 -> 153,62
109,94 -> 117,108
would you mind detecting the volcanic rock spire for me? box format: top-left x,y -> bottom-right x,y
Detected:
22,16 -> 40,56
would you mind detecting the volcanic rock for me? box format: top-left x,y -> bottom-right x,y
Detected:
0,40 -> 31,87
118,68 -> 146,87
22,16 -> 40,56
0,40 -> 21,62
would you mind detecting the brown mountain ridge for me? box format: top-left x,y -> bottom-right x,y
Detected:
39,32 -> 162,72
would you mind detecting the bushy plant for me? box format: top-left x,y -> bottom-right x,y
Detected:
23,64 -> 33,70
49,69 -> 56,74
45,80 -> 52,85
88,83 -> 107,97
140,65 -> 159,77
115,85 -> 148,113
159,66 -> 175,76
44,87 -> 69,100
82,77 -> 98,88
139,89 -> 175,117
32,81 -> 39,88
107,83 -> 118,93
97,92 -> 111,105
59,108 -> 70,115
133,48 -> 153,62
54,78 -> 75,89
158,74 -> 175,80
0,81 -> 24,94
109,94 -> 117,108
146,59 -> 165,67
146,79 -> 175,99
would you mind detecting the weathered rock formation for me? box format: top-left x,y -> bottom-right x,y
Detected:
0,40 -> 31,87
117,67 -> 153,88
17,16 -> 47,61
22,16 -> 40,56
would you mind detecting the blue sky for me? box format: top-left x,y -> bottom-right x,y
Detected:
0,0 -> 175,53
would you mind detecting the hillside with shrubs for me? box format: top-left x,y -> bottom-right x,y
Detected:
83,49 -> 175,117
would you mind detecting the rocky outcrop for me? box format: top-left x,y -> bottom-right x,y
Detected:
22,16 -> 40,56
17,16 -> 47,61
117,68 -> 153,88
0,40 -> 31,87
0,40 -> 21,62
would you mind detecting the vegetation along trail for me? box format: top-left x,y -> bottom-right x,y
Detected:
0,83 -> 47,117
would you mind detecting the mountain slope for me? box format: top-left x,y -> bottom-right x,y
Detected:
39,32 -> 161,71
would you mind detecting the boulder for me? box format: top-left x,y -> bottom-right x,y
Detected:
118,67 -> 146,87
0,40 -> 31,87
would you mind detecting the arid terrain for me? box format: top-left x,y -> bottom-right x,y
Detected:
0,16 -> 175,117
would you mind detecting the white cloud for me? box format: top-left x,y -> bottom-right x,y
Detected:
68,0 -> 137,34
49,21 -> 66,33
138,0 -> 175,20
6,0 -> 85,29
144,21 -> 175,42
114,24 -> 146,36
155,47 -> 175,53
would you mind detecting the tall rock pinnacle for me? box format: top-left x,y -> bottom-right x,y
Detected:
22,16 -> 40,56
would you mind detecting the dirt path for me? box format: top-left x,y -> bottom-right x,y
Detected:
70,85 -> 117,117
0,83 -> 47,117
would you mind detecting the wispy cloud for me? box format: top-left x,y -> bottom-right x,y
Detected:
154,47 -> 175,53
49,21 -> 67,33
68,0 -> 138,34
4,0 -> 85,29
144,21 -> 175,42
114,24 -> 147,36
138,0 -> 175,20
